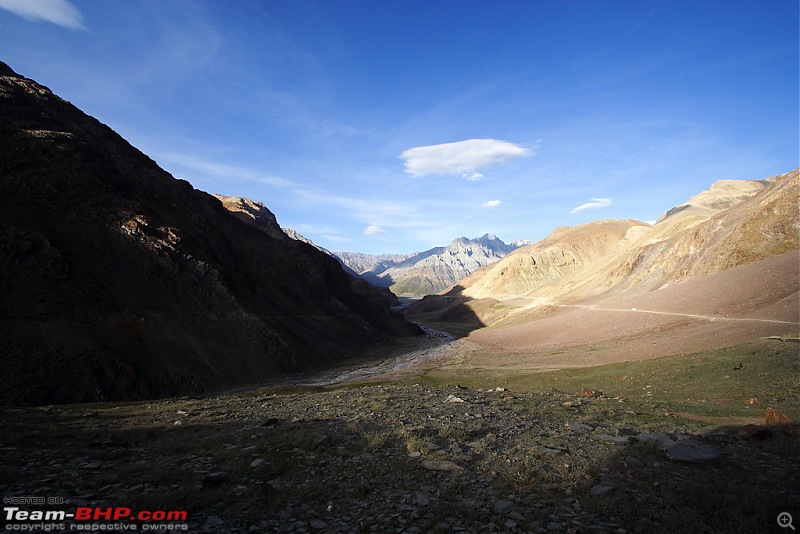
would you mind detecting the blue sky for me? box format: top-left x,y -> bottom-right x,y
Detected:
1,0 -> 797,254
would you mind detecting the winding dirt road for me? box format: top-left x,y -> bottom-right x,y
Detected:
555,304 -> 797,326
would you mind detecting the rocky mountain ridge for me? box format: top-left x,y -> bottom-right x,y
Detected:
212,194 -> 289,241
0,61 -> 420,406
335,234 -> 520,296
333,250 -> 412,278
208,207 -> 522,298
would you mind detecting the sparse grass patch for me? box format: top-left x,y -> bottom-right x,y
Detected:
438,423 -> 467,442
362,429 -> 391,450
423,339 -> 800,423
405,435 -> 437,455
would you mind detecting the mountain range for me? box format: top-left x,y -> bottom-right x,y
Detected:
202,200 -> 520,301
1,59 -> 796,407
407,169 -> 799,342
0,61 -> 420,406
333,234 -> 521,296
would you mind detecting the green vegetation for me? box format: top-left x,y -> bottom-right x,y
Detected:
421,339 -> 800,422
2,338 -> 798,532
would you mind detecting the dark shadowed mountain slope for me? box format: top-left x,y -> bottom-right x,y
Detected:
0,61 -> 420,406
211,201 -> 401,306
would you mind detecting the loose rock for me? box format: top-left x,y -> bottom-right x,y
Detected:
662,439 -> 720,462
421,460 -> 465,473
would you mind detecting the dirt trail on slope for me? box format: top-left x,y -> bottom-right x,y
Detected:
460,251 -> 799,371
555,304 -> 797,325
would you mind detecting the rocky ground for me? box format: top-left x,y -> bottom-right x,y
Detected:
2,380 -> 798,533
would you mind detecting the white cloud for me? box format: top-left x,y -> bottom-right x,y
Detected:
484,200 -> 502,207
364,225 -> 386,235
0,0 -> 85,29
400,138 -> 531,179
570,197 -> 612,214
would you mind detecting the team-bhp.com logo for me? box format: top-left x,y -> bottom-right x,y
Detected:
4,505 -> 189,531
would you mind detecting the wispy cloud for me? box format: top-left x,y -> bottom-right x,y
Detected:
0,0 -> 85,29
294,224 -> 352,244
364,225 -> 386,235
400,139 -> 531,179
484,200 -> 502,207
154,152 -> 294,189
570,197 -> 612,214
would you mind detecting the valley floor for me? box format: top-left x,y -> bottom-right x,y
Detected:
2,263 -> 798,533
2,379 -> 798,534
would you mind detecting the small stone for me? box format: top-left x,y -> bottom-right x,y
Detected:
594,434 -> 630,444
421,460 -> 465,473
636,432 -> 675,447
764,407 -> 792,426
547,521 -> 563,531
538,446 -> 566,455
504,519 -> 518,528
202,472 -> 229,488
250,458 -> 265,467
445,395 -> 465,403
493,499 -> 514,514
309,519 -> 327,530
81,461 -> 102,470
408,451 -> 422,458
589,485 -> 614,496
738,424 -> 773,440
566,421 -> 593,432
203,516 -> 224,529
662,439 -> 720,462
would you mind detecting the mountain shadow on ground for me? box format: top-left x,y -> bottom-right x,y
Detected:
402,286 -> 496,337
1,384 -> 796,532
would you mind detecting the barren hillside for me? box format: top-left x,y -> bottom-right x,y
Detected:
465,250 -> 799,370
0,62 -> 420,406
450,170 -> 797,305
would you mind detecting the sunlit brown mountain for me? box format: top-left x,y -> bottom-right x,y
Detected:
451,170 -> 798,304
0,61 -> 420,406
408,170 -> 798,344
403,170 -> 798,371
